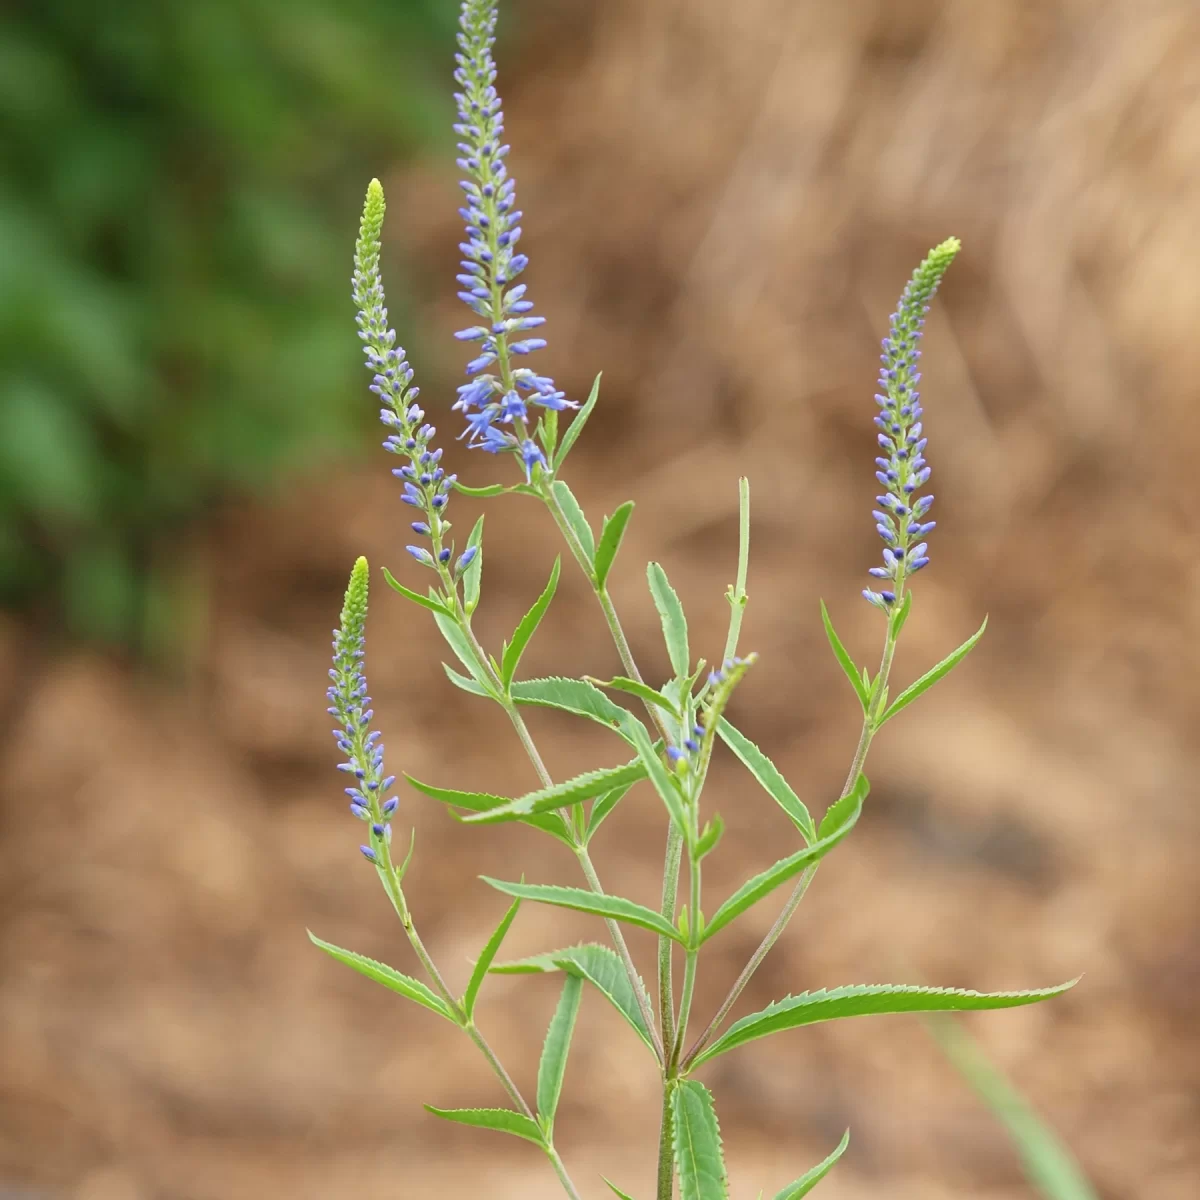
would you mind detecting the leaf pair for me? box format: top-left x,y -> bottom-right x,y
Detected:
821,599 -> 988,725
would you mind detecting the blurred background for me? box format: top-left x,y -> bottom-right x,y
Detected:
1,0 -> 1197,1196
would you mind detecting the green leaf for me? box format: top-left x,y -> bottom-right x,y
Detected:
593,500 -> 635,589
603,1181 -> 639,1200
501,557 -> 561,688
877,616 -> 988,726
512,676 -> 641,738
672,1080 -> 729,1200
443,663 -> 489,697
439,670 -> 642,740
696,814 -> 725,859
491,943 -> 656,1054
889,590 -> 913,638
773,1130 -> 850,1199
554,372 -> 602,469
716,718 -> 815,842
818,773 -> 869,840
928,1017 -> 1099,1200
452,481 -> 514,498
433,609 -> 494,693
587,783 -> 635,840
690,979 -> 1079,1068
381,566 -> 452,615
406,775 -> 574,844
481,878 -> 683,942
820,600 -> 869,712
627,720 -> 690,842
539,408 -> 559,461
647,561 -> 690,678
424,1106 -> 544,1145
588,675 -> 681,719
307,932 -> 455,1022
537,974 -> 583,1133
551,479 -> 595,565
457,758 -> 648,825
463,515 -> 485,614
700,779 -> 865,942
463,896 -> 521,1019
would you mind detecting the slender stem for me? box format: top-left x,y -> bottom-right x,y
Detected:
374,846 -> 583,1199
671,852 -> 702,1068
657,826 -> 682,1056
443,575 -> 662,1062
681,595 -> 904,1071
656,1083 -> 675,1200
721,477 -> 751,666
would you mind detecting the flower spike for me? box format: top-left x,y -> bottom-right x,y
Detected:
863,238 -> 959,610
326,557 -> 399,859
353,181 -> 457,572
450,0 -> 575,469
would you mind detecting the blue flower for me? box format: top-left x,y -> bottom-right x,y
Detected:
326,558 -> 398,861
354,181 -> 458,572
863,238 -> 959,610
450,0 -> 576,470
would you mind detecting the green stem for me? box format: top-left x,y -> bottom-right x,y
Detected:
442,572 -> 663,1062
374,845 -> 582,1200
671,851 -> 702,1068
656,1083 -> 676,1200
680,591 -> 904,1072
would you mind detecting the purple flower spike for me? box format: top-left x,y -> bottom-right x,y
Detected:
354,180 -> 458,574
863,239 -> 959,605
451,0 -> 577,472
329,559 -> 402,863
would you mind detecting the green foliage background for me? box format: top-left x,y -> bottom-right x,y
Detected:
0,0 -> 454,646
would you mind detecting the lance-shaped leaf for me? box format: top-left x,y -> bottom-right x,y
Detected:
773,1130 -> 850,1200
512,677 -> 642,739
481,878 -> 683,942
594,501 -> 635,589
491,943 -> 656,1054
406,775 -> 574,844
554,372 -> 602,470
589,675 -> 681,719
449,758 -> 648,826
462,896 -> 521,1019
453,481 -> 515,498
627,720 -> 690,842
700,776 -> 866,942
433,609 -> 495,694
603,1182 -> 638,1200
307,932 -> 456,1022
439,671 -> 641,739
690,979 -> 1078,1068
820,600 -> 870,712
424,1106 -> 544,1145
501,557 -> 561,688
817,774 -> 868,840
381,567 -> 453,616
552,479 -> 595,565
587,782 -> 635,840
462,514 -> 485,614
716,718 -> 815,842
672,1080 -> 729,1200
537,974 -> 583,1134
648,561 -> 690,678
876,616 -> 988,727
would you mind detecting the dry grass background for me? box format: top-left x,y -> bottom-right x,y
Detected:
2,0 -> 1199,1196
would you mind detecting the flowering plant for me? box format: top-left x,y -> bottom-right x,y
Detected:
313,3 -> 1075,1196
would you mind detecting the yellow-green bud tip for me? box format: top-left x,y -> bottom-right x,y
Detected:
341,556 -> 370,632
